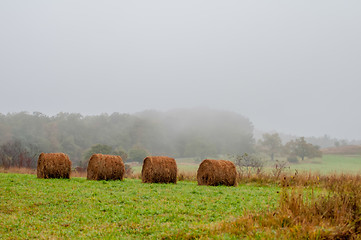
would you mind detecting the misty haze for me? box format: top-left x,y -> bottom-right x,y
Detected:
1,1 -> 361,239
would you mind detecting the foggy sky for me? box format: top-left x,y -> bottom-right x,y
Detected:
1,1 -> 360,140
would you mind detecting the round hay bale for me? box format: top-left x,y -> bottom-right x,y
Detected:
197,159 -> 237,186
37,153 -> 71,179
87,154 -> 125,181
141,156 -> 177,184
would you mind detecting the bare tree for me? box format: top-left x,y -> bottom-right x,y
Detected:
258,133 -> 283,161
233,153 -> 264,178
0,139 -> 39,169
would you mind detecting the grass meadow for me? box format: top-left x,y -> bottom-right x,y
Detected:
0,174 -> 279,239
129,154 -> 361,177
181,154 -> 361,173
1,154 -> 361,239
288,154 -> 361,174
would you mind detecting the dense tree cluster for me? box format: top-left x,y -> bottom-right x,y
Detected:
257,133 -> 283,161
0,108 -> 254,167
285,137 -> 322,161
257,133 -> 322,162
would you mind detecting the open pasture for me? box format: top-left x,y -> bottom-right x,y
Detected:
288,154 -> 361,174
0,173 -> 279,239
129,154 -> 361,177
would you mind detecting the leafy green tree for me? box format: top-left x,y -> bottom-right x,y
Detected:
128,147 -> 149,163
307,144 -> 323,159
183,136 -> 217,160
81,144 -> 129,167
285,137 -> 322,161
112,147 -> 128,161
259,133 -> 283,161
82,144 -> 113,167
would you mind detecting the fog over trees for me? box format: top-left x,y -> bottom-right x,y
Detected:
0,108 -> 254,167
1,108 -> 359,169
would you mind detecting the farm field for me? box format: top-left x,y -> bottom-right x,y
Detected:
288,154 -> 361,174
0,173 -> 279,239
129,154 -> 361,175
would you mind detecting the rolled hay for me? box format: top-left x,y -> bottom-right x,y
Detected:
141,156 -> 177,184
37,153 -> 72,179
87,154 -> 124,180
197,159 -> 237,186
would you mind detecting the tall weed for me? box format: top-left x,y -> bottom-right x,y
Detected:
215,173 -> 361,239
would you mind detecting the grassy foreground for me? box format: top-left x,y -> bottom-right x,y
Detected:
0,174 -> 279,239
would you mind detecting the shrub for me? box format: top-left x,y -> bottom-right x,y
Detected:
233,153 -> 264,178
128,148 -> 149,163
287,155 -> 298,163
124,164 -> 133,177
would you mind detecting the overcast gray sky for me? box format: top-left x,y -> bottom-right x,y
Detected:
1,1 -> 360,140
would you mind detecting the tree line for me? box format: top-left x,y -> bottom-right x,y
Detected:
0,108 -> 254,168
257,133 -> 322,162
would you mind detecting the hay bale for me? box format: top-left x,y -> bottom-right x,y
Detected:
37,153 -> 71,179
141,156 -> 177,183
197,159 -> 237,186
87,154 -> 124,180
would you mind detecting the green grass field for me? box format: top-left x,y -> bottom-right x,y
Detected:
176,154 -> 361,174
130,154 -> 361,175
1,154 -> 360,239
288,154 -> 361,174
0,174 -> 279,239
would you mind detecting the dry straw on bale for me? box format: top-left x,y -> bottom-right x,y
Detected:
197,159 -> 237,186
87,154 -> 125,180
141,156 -> 177,184
37,153 -> 72,179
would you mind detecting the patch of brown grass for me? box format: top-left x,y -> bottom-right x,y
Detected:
237,169 -> 326,188
322,145 -> 361,155
71,170 -> 87,178
237,171 -> 278,185
0,167 -> 36,175
177,170 -> 197,181
214,173 -> 361,239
